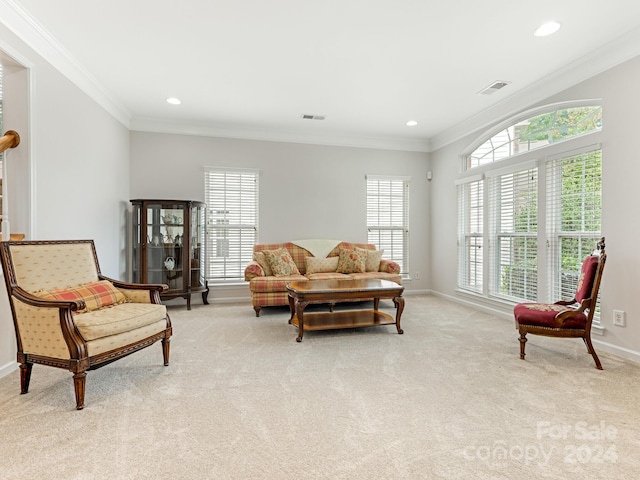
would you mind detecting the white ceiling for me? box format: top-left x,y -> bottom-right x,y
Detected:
4,0 -> 640,151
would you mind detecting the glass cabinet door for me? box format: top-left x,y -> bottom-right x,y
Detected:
190,203 -> 206,289
131,199 -> 209,309
145,203 -> 185,290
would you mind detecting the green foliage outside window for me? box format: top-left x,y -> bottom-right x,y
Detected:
518,107 -> 602,145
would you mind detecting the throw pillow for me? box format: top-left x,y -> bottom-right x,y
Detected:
263,248 -> 300,276
361,248 -> 384,272
305,256 -> 339,274
33,280 -> 128,314
253,251 -> 273,276
336,248 -> 367,274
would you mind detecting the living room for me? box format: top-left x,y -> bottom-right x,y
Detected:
1,2 -> 640,478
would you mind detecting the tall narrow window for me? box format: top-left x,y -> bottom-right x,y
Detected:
457,178 -> 483,293
488,166 -> 538,301
204,167 -> 259,282
366,175 -> 409,275
547,148 -> 602,302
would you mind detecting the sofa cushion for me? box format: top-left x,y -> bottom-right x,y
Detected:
336,248 -> 367,273
75,303 -> 167,341
252,251 -> 273,276
263,248 -> 301,276
305,256 -> 339,274
33,280 -> 128,314
250,274 -> 308,293
306,272 -> 352,281
348,272 -> 403,284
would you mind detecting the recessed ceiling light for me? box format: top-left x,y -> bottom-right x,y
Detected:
166,97 -> 181,105
406,120 -> 418,127
534,21 -> 561,37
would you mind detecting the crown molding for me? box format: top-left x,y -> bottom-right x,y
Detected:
0,0 -> 131,127
130,117 -> 431,153
5,0 -> 638,154
429,26 -> 640,152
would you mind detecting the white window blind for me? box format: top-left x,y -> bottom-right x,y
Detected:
457,179 -> 483,293
489,167 -> 538,302
204,168 -> 259,281
366,176 -> 409,274
546,148 -> 602,302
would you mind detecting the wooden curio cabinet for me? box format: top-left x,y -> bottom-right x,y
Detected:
131,199 -> 209,309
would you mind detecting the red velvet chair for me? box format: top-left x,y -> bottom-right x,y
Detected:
513,237 -> 606,369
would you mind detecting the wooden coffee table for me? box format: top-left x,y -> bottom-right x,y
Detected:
286,278 -> 405,342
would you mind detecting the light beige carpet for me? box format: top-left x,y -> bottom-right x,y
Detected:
0,295 -> 638,479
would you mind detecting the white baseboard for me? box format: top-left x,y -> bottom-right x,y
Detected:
591,339 -> 640,364
0,360 -> 18,379
430,290 -> 513,320
430,289 -> 640,365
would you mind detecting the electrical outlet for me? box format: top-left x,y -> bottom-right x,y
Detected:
414,272 -> 420,279
613,310 -> 626,327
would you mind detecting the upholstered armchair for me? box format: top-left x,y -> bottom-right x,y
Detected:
0,240 -> 172,409
513,237 -> 606,369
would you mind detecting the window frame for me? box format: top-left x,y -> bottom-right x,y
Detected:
204,166 -> 259,284
366,175 -> 410,276
456,101 -> 603,313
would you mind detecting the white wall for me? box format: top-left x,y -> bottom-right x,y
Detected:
130,132 -> 431,298
0,23 -> 131,376
429,54 -> 640,361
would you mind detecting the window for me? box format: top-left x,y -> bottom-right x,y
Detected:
468,105 -> 602,168
457,103 -> 602,308
204,167 -> 259,282
366,175 -> 409,275
457,178 -> 483,293
547,149 -> 602,301
488,165 -> 538,301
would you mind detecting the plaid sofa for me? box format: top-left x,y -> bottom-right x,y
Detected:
244,241 -> 401,316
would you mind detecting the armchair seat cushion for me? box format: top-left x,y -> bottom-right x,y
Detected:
74,303 -> 167,341
514,303 -> 586,330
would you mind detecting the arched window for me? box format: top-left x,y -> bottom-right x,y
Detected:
457,102 -> 602,308
466,104 -> 602,169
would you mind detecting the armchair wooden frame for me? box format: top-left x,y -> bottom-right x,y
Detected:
1,239 -> 172,409
515,237 -> 606,370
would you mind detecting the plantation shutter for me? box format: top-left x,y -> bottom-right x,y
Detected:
546,147 -> 602,302
366,175 -> 409,274
487,162 -> 538,302
204,167 -> 259,281
456,176 -> 484,293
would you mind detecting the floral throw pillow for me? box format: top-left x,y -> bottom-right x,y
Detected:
336,248 -> 367,274
263,248 -> 300,276
357,248 -> 384,272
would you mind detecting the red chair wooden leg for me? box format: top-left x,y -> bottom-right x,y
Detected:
584,337 -> 603,370
519,333 -> 527,360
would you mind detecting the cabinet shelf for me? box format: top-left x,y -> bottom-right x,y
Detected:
131,199 -> 209,310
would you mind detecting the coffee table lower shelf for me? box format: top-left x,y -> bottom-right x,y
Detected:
290,309 -> 402,339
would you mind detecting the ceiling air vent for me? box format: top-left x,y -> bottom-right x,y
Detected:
478,80 -> 511,95
301,114 -> 326,120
